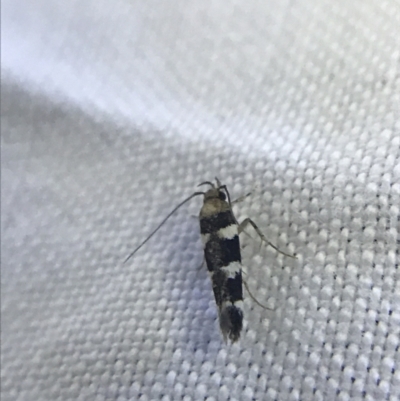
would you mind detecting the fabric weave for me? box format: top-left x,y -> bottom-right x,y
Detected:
2,1 -> 399,400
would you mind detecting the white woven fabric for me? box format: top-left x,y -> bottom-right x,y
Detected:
2,1 -> 399,400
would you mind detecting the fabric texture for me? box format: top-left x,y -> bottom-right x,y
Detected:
2,1 -> 399,400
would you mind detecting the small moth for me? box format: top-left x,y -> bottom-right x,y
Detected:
198,179 -> 244,342
125,178 -> 294,343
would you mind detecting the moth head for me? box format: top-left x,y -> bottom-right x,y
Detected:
204,188 -> 226,200
198,179 -> 227,202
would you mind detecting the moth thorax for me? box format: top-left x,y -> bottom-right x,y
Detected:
200,195 -> 230,217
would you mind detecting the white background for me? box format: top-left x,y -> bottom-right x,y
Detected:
2,1 -> 400,400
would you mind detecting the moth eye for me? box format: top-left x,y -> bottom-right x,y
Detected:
218,191 -> 226,200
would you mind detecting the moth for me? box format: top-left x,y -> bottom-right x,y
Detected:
125,178 -> 294,342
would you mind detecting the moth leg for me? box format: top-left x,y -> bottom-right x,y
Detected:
238,218 -> 296,258
242,276 -> 273,310
197,257 -> 205,270
231,191 -> 254,235
231,191 -> 252,205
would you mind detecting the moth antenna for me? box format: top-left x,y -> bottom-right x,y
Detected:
219,184 -> 232,207
218,184 -> 237,224
124,191 -> 205,263
198,181 -> 215,188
